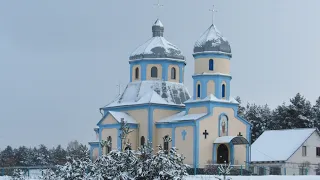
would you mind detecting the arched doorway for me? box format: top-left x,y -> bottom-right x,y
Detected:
217,144 -> 229,164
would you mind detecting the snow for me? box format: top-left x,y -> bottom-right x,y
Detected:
109,111 -> 137,124
214,136 -> 237,144
105,80 -> 190,107
157,111 -> 207,123
194,24 -> 226,48
153,19 -> 163,27
2,175 -> 320,180
184,94 -> 239,104
251,128 -> 316,162
185,175 -> 320,180
130,36 -> 182,58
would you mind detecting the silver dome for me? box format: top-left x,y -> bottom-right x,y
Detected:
129,19 -> 185,61
194,24 -> 231,56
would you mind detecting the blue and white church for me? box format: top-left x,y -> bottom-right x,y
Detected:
89,18 -> 252,168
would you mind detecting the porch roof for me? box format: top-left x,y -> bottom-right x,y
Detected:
214,136 -> 249,145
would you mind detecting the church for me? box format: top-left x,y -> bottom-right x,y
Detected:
88,16 -> 252,168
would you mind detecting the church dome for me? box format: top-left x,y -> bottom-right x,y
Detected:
193,24 -> 231,56
129,19 -> 185,61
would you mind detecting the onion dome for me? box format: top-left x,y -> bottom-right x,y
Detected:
129,19 -> 185,60
193,24 -> 231,56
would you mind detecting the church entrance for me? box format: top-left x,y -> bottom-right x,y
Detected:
217,144 -> 229,164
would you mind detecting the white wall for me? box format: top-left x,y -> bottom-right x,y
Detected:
286,131 -> 320,175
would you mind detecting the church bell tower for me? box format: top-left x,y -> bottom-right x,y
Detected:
192,22 -> 232,100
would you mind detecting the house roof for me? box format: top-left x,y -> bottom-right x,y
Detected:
251,128 -> 317,162
157,111 -> 207,123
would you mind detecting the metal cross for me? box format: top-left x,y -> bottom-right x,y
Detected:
237,132 -> 243,136
209,5 -> 218,24
203,130 -> 209,139
154,0 -> 164,18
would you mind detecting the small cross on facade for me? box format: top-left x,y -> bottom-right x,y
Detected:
209,5 -> 218,24
237,132 -> 243,136
203,130 -> 209,139
181,130 -> 187,141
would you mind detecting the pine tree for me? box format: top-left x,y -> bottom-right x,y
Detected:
37,144 -> 50,166
235,96 -> 246,117
0,146 -> 16,167
312,96 -> 320,130
274,93 -> 314,130
51,145 -> 67,165
38,169 -> 57,180
56,157 -> 92,180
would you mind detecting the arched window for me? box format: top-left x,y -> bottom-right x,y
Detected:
107,136 -> 112,154
197,84 -> 201,98
140,136 -> 145,147
135,67 -> 139,79
151,66 -> 158,78
163,135 -> 169,153
209,59 -> 214,71
222,84 -> 226,98
171,67 -> 176,79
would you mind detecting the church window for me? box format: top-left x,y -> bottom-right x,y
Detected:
151,66 -> 158,78
316,147 -> 320,156
171,67 -> 176,79
107,136 -> 112,154
222,84 -> 226,98
140,136 -> 145,147
163,135 -> 169,153
209,59 -> 214,71
135,67 -> 139,79
197,84 -> 201,98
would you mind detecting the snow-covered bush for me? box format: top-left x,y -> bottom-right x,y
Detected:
43,120 -> 189,180
38,169 -> 57,180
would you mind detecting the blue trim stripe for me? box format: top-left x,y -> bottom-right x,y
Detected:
193,53 -> 231,60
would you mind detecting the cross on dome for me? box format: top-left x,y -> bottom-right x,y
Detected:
209,5 -> 218,25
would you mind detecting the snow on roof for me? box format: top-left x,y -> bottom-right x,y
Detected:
214,136 -> 249,145
157,111 -> 207,123
251,128 -> 317,162
108,111 -> 137,124
129,36 -> 185,60
193,24 -> 231,55
153,19 -> 163,27
105,80 -> 191,108
184,94 -> 239,104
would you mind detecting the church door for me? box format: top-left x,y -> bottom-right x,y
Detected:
217,144 -> 229,164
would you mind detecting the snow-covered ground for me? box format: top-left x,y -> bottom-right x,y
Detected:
185,175 -> 320,180
0,175 -> 319,180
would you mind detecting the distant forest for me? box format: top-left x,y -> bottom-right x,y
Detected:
0,140 -> 88,167
237,93 -> 320,143
1,93 -> 319,167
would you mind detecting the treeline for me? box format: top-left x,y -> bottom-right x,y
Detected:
0,140 -> 88,167
237,93 -> 320,143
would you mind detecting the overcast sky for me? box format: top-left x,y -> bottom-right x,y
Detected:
1,0 -> 320,149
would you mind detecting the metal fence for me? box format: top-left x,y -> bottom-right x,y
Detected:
0,166 -> 55,178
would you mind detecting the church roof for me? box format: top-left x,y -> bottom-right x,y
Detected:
104,80 -> 190,108
251,128 -> 318,162
157,111 -> 207,123
129,19 -> 185,61
193,24 -> 232,56
108,111 -> 137,124
184,94 -> 239,104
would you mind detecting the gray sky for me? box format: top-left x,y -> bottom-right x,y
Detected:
1,0 -> 320,149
